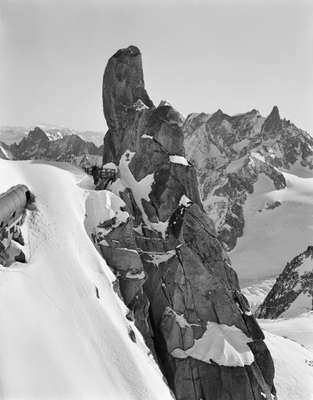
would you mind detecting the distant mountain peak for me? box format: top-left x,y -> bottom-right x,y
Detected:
1,126 -> 103,165
28,126 -> 49,142
213,108 -> 225,118
261,105 -> 282,137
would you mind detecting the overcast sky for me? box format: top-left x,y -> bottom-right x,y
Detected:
0,0 -> 312,133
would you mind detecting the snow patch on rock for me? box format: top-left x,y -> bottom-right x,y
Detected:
169,155 -> 189,166
179,194 -> 192,207
171,321 -> 254,367
146,250 -> 176,266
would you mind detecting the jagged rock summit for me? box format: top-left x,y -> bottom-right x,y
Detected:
102,45 -> 154,162
99,46 -> 275,400
261,105 -> 282,138
103,46 -> 154,132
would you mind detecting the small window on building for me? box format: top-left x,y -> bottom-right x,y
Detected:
12,211 -> 16,218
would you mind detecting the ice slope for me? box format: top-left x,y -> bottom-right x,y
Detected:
0,159 -> 172,400
231,170 -> 313,287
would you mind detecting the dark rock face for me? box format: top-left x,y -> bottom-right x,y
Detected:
8,127 -> 102,165
103,45 -> 154,131
99,46 -> 275,400
183,106 -> 313,251
257,246 -> 313,319
102,45 -> 154,165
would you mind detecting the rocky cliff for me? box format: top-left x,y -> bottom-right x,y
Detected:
257,246 -> 313,319
96,46 -> 275,400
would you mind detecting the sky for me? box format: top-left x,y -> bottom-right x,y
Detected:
0,0 -> 312,133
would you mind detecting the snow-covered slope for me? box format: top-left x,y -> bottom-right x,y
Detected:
260,312 -> 313,352
264,331 -> 313,400
259,312 -> 313,400
0,159 -> 172,400
230,169 -> 313,286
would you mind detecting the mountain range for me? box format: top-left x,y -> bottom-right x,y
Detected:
0,124 -> 104,146
2,59 -> 312,329
0,126 -> 103,167
1,45 -> 313,400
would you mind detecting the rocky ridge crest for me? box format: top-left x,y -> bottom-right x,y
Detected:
96,46 -> 275,400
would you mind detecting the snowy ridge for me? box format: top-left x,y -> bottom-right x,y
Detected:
0,159 -> 172,400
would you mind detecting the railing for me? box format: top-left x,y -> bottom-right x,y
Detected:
84,166 -> 118,183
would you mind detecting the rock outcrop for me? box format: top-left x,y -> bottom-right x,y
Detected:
261,106 -> 282,139
98,46 -> 275,400
257,246 -> 313,319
